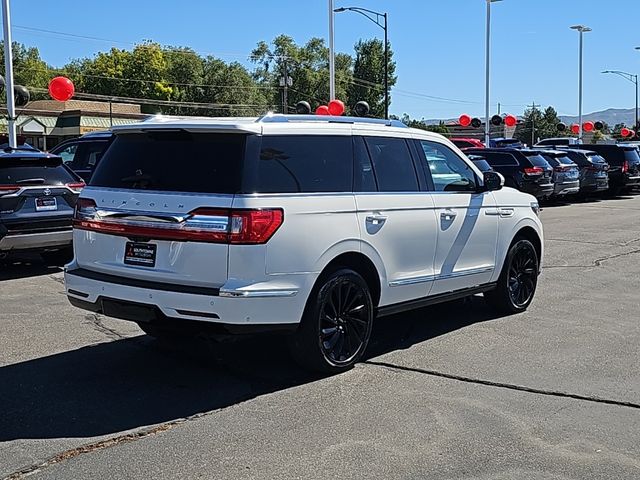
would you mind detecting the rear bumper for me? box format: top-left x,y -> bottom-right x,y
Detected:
521,183 -> 554,199
553,181 -> 580,196
64,265 -> 313,328
0,229 -> 72,251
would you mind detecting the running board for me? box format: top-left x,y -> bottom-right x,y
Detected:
376,283 -> 497,318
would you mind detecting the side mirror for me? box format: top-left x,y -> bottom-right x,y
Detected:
481,171 -> 503,192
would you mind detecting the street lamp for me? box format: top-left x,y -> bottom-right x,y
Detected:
329,0 -> 335,101
484,0 -> 502,146
334,6 -> 389,119
602,70 -> 638,134
570,25 -> 592,141
2,0 -> 17,147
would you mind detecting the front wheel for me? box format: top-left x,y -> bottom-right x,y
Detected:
485,238 -> 539,314
289,269 -> 374,373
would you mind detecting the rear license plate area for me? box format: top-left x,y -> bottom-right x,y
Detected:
35,197 -> 57,212
124,242 -> 157,267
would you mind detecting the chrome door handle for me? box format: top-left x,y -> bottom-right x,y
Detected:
366,214 -> 387,224
440,210 -> 457,221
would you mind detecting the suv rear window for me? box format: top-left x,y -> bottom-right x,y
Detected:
90,132 -> 245,194
623,148 -> 640,164
0,158 -> 76,186
524,154 -> 550,168
256,135 -> 352,193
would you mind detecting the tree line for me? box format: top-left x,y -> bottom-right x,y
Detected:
0,36 -> 396,118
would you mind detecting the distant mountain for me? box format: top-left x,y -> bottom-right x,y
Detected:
559,108 -> 636,127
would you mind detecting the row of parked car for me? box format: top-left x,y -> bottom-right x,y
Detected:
451,138 -> 640,200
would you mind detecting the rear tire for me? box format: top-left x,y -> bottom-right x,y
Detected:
485,238 -> 539,314
288,269 -> 374,373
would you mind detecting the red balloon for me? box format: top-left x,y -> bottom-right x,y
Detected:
621,127 -> 632,137
571,124 -> 580,135
583,121 -> 594,132
504,114 -> 517,127
459,114 -> 472,127
328,99 -> 345,116
48,76 -> 75,102
316,105 -> 330,116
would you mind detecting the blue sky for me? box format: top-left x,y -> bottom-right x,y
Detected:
9,0 -> 640,119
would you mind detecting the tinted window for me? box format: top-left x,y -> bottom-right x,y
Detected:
556,155 -> 574,165
588,154 -> 606,164
91,132 -> 245,194
623,148 -> 640,165
0,158 -> 76,186
55,143 -> 77,164
525,154 -> 551,168
353,136 -> 377,192
365,137 -> 418,192
257,135 -> 352,193
419,140 -> 477,192
472,159 -> 493,172
483,152 -> 518,166
452,140 -> 474,149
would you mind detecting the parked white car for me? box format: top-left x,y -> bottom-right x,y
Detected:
65,114 -> 544,372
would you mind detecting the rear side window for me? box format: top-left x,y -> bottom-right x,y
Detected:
364,137 -> 418,192
0,159 -> 76,186
90,132 -> 245,194
556,155 -> 574,165
452,140 -> 474,149
483,153 -> 518,166
525,154 -> 551,168
257,135 -> 352,193
472,159 -> 493,172
589,154 -> 606,164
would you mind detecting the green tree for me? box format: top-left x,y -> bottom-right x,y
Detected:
515,106 -> 562,145
251,35 -> 352,113
0,41 -> 51,99
347,38 -> 396,118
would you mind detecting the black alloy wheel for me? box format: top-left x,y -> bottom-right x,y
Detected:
485,238 -> 539,314
507,241 -> 538,308
289,269 -> 374,373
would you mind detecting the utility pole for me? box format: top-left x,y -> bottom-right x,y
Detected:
497,102 -> 501,115
328,0 -> 335,100
2,0 -> 17,148
528,101 -> 538,146
279,58 -> 292,114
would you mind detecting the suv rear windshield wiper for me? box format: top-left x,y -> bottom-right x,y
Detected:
15,178 -> 46,185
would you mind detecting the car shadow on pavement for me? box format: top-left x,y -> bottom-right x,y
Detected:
0,254 -> 62,281
0,297 -> 503,441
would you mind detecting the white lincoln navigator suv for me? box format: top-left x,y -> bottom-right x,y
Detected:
65,114 -> 543,372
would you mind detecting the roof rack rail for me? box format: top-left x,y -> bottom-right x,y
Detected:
256,113 -> 407,128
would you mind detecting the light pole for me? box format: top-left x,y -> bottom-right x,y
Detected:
334,6 -> 389,119
571,25 -> 592,141
602,70 -> 638,135
2,0 -> 17,148
484,0 -> 502,146
329,0 -> 335,101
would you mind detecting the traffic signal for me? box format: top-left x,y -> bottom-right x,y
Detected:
594,121 -> 604,131
470,117 -> 482,128
14,85 -> 30,107
295,101 -> 311,114
557,122 -> 567,132
490,115 -> 503,126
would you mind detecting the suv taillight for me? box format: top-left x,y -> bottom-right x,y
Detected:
622,160 -> 629,174
73,203 -> 284,245
66,182 -> 86,193
0,185 -> 20,196
523,167 -> 544,175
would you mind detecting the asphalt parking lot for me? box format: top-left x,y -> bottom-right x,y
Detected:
1,194 -> 640,480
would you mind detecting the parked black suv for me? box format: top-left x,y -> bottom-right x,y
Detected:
568,144 -> 640,194
49,131 -> 113,182
0,148 -> 84,263
560,148 -> 609,194
465,148 -> 554,199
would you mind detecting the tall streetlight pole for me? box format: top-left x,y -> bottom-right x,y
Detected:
2,0 -> 17,148
328,0 -> 336,101
602,70 -> 638,135
571,25 -> 591,141
485,0 -> 502,146
334,6 -> 389,119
